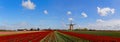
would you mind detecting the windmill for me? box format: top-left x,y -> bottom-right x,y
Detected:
68,18 -> 75,31
61,18 -> 75,31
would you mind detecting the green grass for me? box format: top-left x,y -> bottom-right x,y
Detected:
72,31 -> 120,37
55,31 -> 90,42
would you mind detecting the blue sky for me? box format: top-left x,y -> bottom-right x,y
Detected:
0,0 -> 120,30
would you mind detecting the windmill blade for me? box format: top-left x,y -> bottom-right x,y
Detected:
61,21 -> 67,27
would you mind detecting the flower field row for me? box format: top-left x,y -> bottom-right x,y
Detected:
0,31 -> 52,42
60,31 -> 120,42
1,30 -> 120,42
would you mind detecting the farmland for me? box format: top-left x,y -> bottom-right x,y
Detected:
72,31 -> 120,37
0,31 -> 52,42
0,31 -> 42,36
0,30 -> 120,42
60,31 -> 120,42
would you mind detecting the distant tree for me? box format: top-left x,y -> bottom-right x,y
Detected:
89,29 -> 96,31
83,28 -> 88,31
30,28 -> 33,31
74,29 -> 80,31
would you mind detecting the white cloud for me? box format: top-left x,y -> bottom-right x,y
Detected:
81,12 -> 88,18
22,0 -> 36,10
88,19 -> 120,30
68,18 -> 73,21
44,10 -> 48,14
67,11 -> 72,15
96,19 -> 105,23
97,7 -> 115,16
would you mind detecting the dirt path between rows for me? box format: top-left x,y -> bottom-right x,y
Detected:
41,31 -> 57,42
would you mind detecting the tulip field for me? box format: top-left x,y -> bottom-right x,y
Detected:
0,31 -> 52,42
0,30 -> 120,42
60,31 -> 120,42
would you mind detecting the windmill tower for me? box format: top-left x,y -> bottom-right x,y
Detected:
68,18 -> 75,31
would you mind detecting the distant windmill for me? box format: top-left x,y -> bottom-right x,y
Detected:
68,18 -> 75,31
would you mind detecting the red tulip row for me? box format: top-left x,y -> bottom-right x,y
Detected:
60,31 -> 120,42
0,31 -> 52,42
